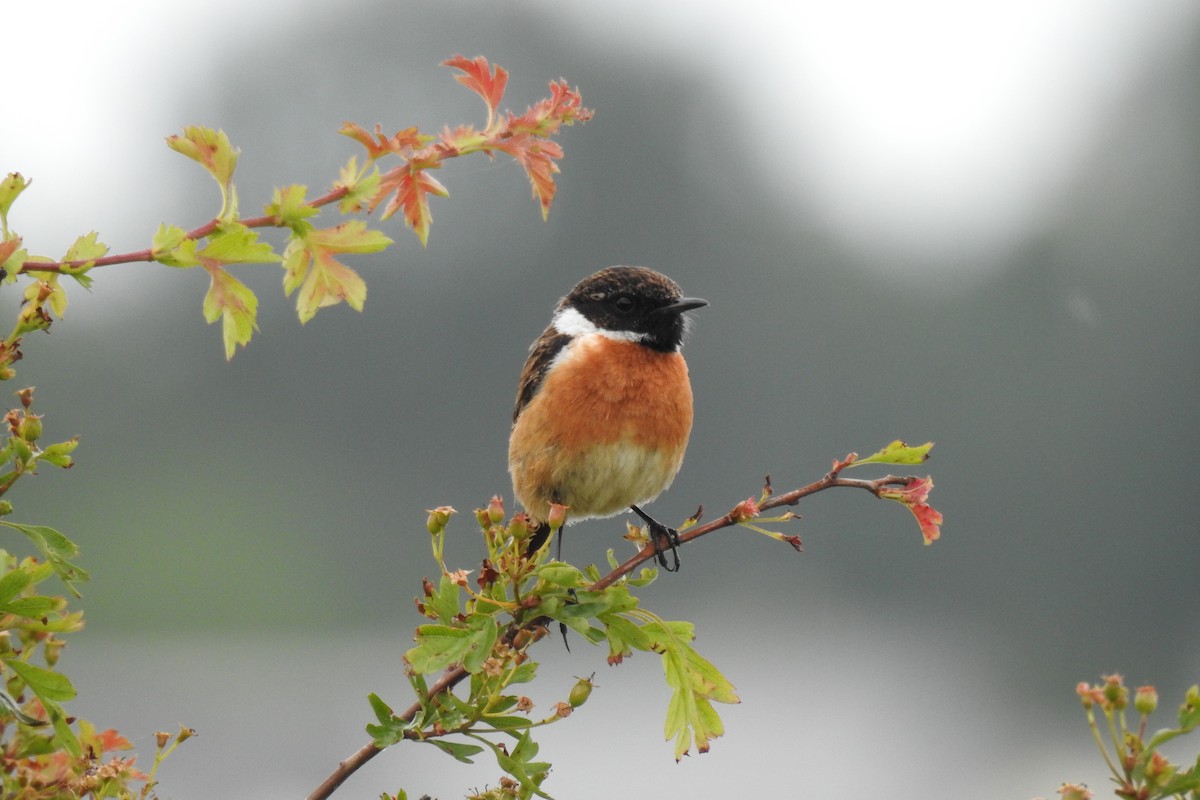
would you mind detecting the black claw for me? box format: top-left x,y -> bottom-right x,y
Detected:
631,505 -> 682,572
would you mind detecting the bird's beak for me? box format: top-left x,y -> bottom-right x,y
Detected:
654,297 -> 708,316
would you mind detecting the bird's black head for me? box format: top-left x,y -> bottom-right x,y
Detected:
556,266 -> 707,353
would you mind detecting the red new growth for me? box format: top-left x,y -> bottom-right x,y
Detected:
444,55 -> 510,123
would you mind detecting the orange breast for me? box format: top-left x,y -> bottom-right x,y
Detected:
508,335 -> 694,524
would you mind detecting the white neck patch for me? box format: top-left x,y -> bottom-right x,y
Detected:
552,306 -> 649,343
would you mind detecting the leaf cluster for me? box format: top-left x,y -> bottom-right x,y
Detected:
365,499 -> 740,799
1060,675 -> 1200,800
0,389 -> 190,799
1,56 -> 591,366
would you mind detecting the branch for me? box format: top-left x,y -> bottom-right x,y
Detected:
15,187 -> 351,275
307,467 -> 927,800
591,470 -> 914,591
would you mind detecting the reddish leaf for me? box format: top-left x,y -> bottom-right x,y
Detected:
508,79 -> 594,136
375,165 -> 450,246
339,122 -> 422,160
496,134 -> 563,220
443,55 -> 509,118
910,503 -> 943,545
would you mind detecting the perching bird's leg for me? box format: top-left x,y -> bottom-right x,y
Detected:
630,504 -> 681,572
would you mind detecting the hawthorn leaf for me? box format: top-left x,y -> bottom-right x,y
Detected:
377,165 -> 449,246
642,619 -> 739,760
496,135 -> 563,220
424,739 -> 483,764
283,222 -> 386,324
198,223 -> 279,266
850,440 -> 934,467
0,521 -> 87,593
339,122 -> 423,161
335,157 -> 382,214
4,657 -> 76,702
38,436 -> 79,468
406,624 -> 471,674
0,569 -> 32,605
444,55 -> 509,123
166,126 -> 239,189
202,266 -> 259,360
153,224 -> 200,268
0,172 -> 32,222
63,231 -> 107,266
265,184 -> 318,232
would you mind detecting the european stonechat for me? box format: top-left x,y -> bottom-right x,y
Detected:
507,266 -> 706,571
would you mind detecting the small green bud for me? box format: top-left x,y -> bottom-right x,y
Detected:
508,513 -> 530,541
568,674 -> 595,708
1102,674 -> 1127,710
488,495 -> 505,524
425,506 -> 455,534
18,413 -> 42,442
1135,685 -> 1158,715
0,500 -> 12,517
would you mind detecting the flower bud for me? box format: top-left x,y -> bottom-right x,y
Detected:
474,507 -> 491,529
18,413 -> 42,442
425,506 -> 455,535
568,674 -> 595,708
546,503 -> 569,530
488,495 -> 505,524
1135,685 -> 1158,715
43,636 -> 65,667
1056,783 -> 1093,800
508,513 -> 531,541
1102,674 -> 1128,710
155,731 -> 171,749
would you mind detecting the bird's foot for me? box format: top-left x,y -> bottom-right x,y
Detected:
630,505 -> 681,572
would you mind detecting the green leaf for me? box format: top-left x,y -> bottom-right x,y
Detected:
462,613 -> 499,675
0,567 -> 32,605
368,692 -> 395,725
0,173 -> 32,224
849,440 -> 934,468
38,437 -> 79,468
198,223 -> 279,266
61,231 -> 106,282
406,624 -> 468,673
642,618 -> 739,759
482,715 -> 533,732
202,266 -> 259,360
336,158 -> 381,214
424,574 -> 461,623
265,184 -> 318,232
0,595 -> 63,620
166,126 -> 239,212
509,662 -> 538,684
4,657 -> 76,702
0,521 -> 88,593
152,224 -> 200,267
284,222 -> 386,324
423,738 -> 483,764
535,562 -> 587,588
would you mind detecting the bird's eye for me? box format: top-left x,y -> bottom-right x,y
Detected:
612,294 -> 636,314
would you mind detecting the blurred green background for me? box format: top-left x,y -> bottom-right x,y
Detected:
7,1 -> 1200,798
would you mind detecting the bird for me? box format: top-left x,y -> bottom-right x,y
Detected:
507,266 -> 706,571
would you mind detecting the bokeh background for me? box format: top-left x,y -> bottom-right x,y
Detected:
8,1 -> 1200,798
